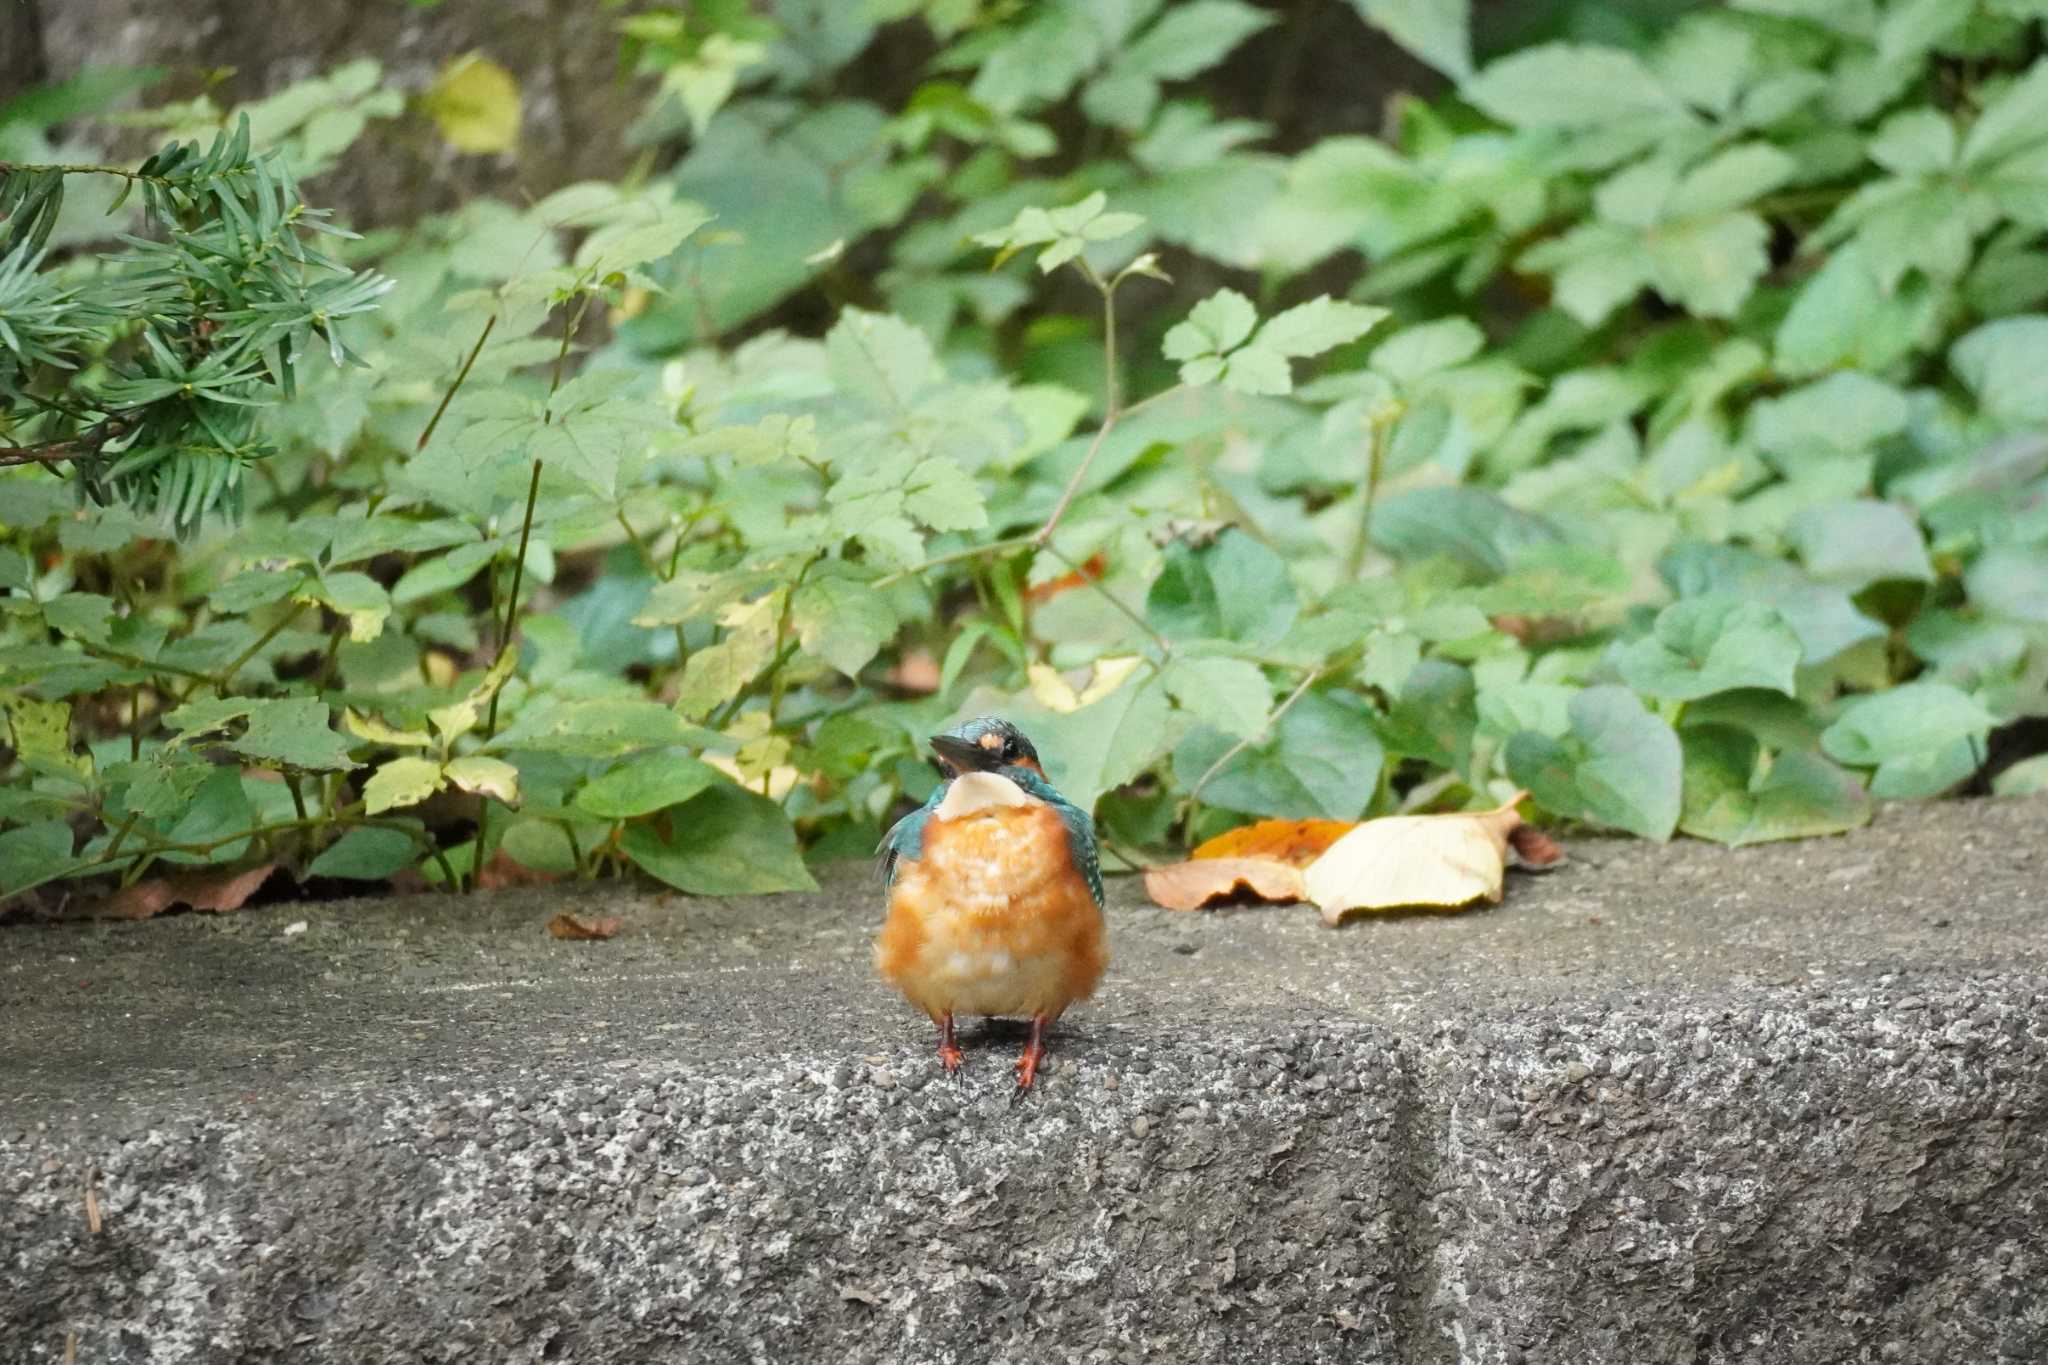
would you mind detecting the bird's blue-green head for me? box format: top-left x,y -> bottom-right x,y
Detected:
929,715 -> 1044,779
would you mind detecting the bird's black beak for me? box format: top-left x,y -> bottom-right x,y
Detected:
930,733 -> 1002,773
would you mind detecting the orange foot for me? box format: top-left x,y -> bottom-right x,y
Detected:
1014,1014 -> 1049,1091
936,1012 -> 964,1075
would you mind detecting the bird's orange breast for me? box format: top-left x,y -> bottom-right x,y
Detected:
877,800 -> 1107,1022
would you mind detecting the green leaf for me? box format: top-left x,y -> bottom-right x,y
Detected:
1121,2 -> 1274,80
1173,689 -> 1383,821
1960,57 -> 2048,167
1371,318 -> 1484,383
792,573 -> 897,679
1644,211 -> 1772,318
1350,0 -> 1471,79
1507,685 -> 1682,840
1248,296 -> 1388,359
1786,500 -> 1934,586
1464,43 -> 1689,129
363,756 -> 445,815
1660,543 -> 1885,665
673,593 -> 780,720
902,457 -> 988,532
0,821 -> 76,897
574,753 -> 724,819
392,540 -> 499,605
1820,681 -> 1994,798
1161,656 -> 1272,740
444,755 -> 519,804
825,308 -> 940,411
4,696 -> 88,782
1679,727 -> 1874,847
1992,753 -> 2048,797
308,826 -> 419,880
1146,530 -> 1298,647
1665,144 -> 1796,218
1966,544 -> 2048,623
619,783 -> 817,894
1379,659 -> 1476,773
232,699 -> 357,772
0,546 -> 30,592
489,699 -> 721,757
500,819 -> 579,874
1163,288 -> 1258,362
1951,315 -> 2048,425
1617,597 -> 1803,701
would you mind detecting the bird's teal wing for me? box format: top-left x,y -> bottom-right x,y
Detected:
877,781 -> 947,888
1007,768 -> 1103,908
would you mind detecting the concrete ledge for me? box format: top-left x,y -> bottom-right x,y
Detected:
4,798 -> 2046,1363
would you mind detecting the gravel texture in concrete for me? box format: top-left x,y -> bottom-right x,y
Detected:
3,797 -> 2046,1363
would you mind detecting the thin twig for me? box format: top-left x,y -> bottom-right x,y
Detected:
470,456 -> 543,893
415,315 -> 496,452
1341,410 -> 1394,584
0,417 -> 130,469
1041,542 -> 1172,657
1189,669 -> 1323,804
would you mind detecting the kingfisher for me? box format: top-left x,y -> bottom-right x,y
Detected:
875,716 -> 1107,1089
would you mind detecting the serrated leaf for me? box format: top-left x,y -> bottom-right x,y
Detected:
1164,288 -> 1258,361
792,574 -> 896,679
363,756 -> 445,815
233,699 -> 357,772
444,755 -> 519,804
1350,0 -> 1471,79
344,709 -> 434,748
1162,656 -> 1273,740
1465,43 -> 1690,129
902,457 -> 987,532
1249,296 -> 1388,359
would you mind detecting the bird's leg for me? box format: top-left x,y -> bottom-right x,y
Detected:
935,1011 -> 964,1074
1014,1013 -> 1049,1090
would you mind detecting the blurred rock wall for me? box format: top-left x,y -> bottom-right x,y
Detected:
13,0 -> 643,227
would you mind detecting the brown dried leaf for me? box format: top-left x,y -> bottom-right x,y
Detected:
1191,818 -> 1355,867
1508,823 -> 1565,867
1304,793 -> 1531,925
1143,856 -> 1305,911
547,912 -> 621,941
91,862 -> 280,920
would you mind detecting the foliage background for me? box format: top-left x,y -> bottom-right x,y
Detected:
4,0 -> 2047,907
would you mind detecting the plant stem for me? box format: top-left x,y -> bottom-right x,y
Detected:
179,604 -> 303,703
874,534 -> 1035,589
416,314 -> 496,452
1341,410 -> 1394,584
1188,668 -> 1323,804
1041,542 -> 1172,658
470,456 -> 544,892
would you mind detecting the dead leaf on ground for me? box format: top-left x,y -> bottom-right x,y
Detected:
87,862 -> 280,920
477,849 -> 560,890
1304,792 -> 1553,924
1508,823 -> 1565,867
1191,817 -> 1355,866
1143,856 -> 1305,911
547,912 -> 622,941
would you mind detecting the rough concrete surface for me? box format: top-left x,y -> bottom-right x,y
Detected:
3,797 -> 2046,1364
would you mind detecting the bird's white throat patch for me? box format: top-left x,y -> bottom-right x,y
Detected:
934,770 -> 1036,819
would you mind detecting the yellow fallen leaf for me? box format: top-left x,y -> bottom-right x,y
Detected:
1191,817 -> 1355,866
1027,655 -> 1143,712
423,54 -> 521,154
1303,793 -> 1536,924
1143,856 -> 1304,911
